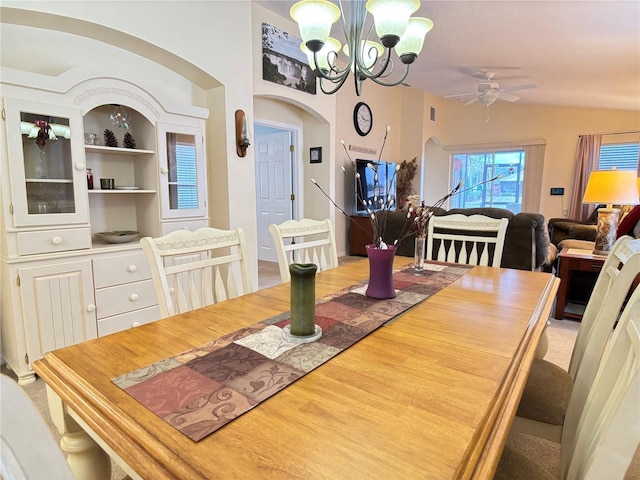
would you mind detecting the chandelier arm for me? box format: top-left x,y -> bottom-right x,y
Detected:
369,63 -> 411,87
337,0 -> 349,37
312,51 -> 351,83
354,49 -> 394,81
319,74 -> 351,95
354,71 -> 363,96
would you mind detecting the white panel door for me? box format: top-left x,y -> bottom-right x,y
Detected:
19,259 -> 97,365
255,130 -> 292,262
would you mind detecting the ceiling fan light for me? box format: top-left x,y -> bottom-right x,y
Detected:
478,92 -> 498,106
344,40 -> 385,71
290,0 -> 341,52
366,0 -> 420,48
394,17 -> 433,62
301,37 -> 342,71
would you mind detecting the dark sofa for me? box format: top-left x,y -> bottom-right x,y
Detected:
362,207 -> 556,271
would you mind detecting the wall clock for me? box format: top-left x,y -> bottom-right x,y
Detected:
353,102 -> 373,136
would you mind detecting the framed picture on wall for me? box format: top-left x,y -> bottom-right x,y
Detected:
262,23 -> 316,95
310,147 -> 322,163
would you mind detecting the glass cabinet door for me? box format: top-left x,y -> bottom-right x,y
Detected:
157,122 -> 206,219
4,98 -> 88,227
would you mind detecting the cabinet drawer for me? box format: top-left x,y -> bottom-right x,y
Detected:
95,279 -> 157,319
577,260 -> 603,272
97,306 -> 160,337
93,251 -> 151,288
17,228 -> 91,255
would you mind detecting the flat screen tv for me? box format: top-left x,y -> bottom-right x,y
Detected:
354,159 -> 397,214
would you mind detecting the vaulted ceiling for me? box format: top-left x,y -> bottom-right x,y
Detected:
257,0 -> 640,111
2,1 -> 638,111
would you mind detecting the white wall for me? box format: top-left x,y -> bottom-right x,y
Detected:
436,100 -> 640,221
2,0 -> 262,280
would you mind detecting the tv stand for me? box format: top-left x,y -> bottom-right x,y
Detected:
349,215 -> 374,256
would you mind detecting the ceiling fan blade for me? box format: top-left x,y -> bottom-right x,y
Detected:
464,97 -> 479,105
498,92 -> 520,102
502,83 -> 537,92
444,92 -> 477,99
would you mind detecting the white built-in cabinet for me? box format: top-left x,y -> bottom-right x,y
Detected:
0,78 -> 209,384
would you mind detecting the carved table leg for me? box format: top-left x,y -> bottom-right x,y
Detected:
45,385 -> 111,480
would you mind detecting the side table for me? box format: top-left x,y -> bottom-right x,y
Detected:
555,247 -> 606,320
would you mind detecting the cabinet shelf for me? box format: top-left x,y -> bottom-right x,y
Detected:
85,145 -> 154,156
88,190 -> 156,194
25,178 -> 73,184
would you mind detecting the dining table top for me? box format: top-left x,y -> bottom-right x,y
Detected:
33,257 -> 558,480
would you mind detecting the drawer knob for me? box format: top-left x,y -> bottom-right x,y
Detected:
74,162 -> 85,170
51,236 -> 63,245
129,293 -> 139,302
131,322 -> 141,327
87,304 -> 96,312
160,167 -> 169,174
127,265 -> 137,273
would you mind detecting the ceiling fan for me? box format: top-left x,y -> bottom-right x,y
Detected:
444,72 -> 537,106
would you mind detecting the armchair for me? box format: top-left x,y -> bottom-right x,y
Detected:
547,207 -> 599,247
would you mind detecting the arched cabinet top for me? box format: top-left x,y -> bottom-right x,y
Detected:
1,67 -> 209,124
70,77 -> 208,123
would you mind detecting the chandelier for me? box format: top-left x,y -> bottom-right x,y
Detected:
290,0 -> 433,96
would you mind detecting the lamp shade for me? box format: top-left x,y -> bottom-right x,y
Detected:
394,17 -> 433,63
301,37 -> 342,71
582,170 -> 639,205
290,0 -> 340,48
366,0 -> 420,48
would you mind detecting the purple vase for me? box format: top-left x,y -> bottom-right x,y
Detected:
365,244 -> 397,299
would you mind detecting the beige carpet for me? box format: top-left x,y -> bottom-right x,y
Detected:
2,264 -> 638,478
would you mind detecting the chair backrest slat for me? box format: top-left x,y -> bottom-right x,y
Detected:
427,214 -> 509,267
269,218 -> 339,283
561,285 -> 640,479
141,227 -> 254,318
559,236 -> 640,457
568,236 -> 640,380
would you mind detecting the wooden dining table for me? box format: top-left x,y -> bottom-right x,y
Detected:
33,257 -> 558,480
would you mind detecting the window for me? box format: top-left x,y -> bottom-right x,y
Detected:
174,141 -> 197,209
597,142 -> 639,171
451,150 -> 525,213
167,133 -> 198,210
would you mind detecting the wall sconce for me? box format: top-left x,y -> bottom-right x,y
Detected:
235,109 -> 251,157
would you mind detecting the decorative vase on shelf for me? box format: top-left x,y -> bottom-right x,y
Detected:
365,244 -> 397,299
283,263 -> 322,343
414,234 -> 426,276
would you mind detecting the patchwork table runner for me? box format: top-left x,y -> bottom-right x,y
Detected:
113,262 -> 472,441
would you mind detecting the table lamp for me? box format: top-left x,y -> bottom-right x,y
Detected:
582,169 -> 639,255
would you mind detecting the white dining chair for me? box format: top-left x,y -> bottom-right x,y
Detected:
268,218 -> 339,283
426,213 -> 509,267
1,374 -> 75,479
141,227 -> 254,318
495,284 -> 640,480
513,236 -> 640,443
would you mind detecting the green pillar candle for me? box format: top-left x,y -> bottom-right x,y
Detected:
289,263 -> 317,336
